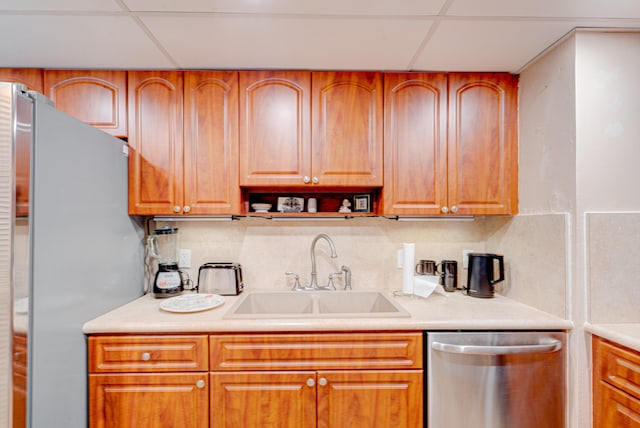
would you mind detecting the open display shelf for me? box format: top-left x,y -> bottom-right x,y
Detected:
243,190 -> 379,217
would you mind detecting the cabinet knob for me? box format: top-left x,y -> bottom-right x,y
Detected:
173,206 -> 181,213
196,379 -> 205,389
303,176 -> 311,184
141,352 -> 151,361
451,205 -> 458,213
183,205 -> 191,213
318,377 -> 328,387
441,206 -> 449,214
312,176 -> 319,184
306,378 -> 315,387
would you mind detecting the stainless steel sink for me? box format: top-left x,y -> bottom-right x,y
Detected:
223,290 -> 410,319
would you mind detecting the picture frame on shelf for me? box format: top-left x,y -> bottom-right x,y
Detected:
353,194 -> 371,212
277,196 -> 304,212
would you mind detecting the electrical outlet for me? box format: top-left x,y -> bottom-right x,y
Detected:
462,250 -> 475,269
178,249 -> 191,268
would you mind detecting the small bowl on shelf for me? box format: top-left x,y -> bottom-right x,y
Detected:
251,203 -> 272,213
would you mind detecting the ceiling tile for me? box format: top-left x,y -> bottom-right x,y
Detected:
446,0 -> 640,19
124,0 -> 447,15
141,15 -> 433,70
413,20 -> 576,72
0,15 -> 174,68
0,0 -> 123,11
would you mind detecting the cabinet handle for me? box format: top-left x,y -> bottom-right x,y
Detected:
312,176 -> 319,184
451,205 -> 458,213
141,352 -> 151,361
173,206 -> 181,213
303,176 -> 311,184
318,377 -> 328,386
196,379 -> 205,389
306,378 -> 315,387
441,206 -> 449,214
183,205 -> 191,213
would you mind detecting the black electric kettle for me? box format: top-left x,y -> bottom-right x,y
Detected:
467,253 -> 505,298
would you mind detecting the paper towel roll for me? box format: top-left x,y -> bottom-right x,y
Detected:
402,243 -> 415,294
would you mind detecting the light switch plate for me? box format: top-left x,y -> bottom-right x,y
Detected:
178,249 -> 191,268
463,249 -> 475,269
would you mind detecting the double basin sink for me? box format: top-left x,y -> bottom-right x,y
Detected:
224,290 -> 410,319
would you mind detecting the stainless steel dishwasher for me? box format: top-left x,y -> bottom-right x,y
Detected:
427,331 -> 566,428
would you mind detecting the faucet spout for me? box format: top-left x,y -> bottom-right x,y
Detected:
310,233 -> 337,289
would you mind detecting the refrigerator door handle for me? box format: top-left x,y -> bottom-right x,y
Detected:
431,339 -> 563,355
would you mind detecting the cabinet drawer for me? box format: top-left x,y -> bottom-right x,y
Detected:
210,332 -> 422,370
89,335 -> 208,373
597,381 -> 640,427
595,338 -> 640,399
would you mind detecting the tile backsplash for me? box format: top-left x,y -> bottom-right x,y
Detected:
153,217 -> 490,293
150,214 -> 570,320
588,212 -> 640,323
485,214 -> 569,319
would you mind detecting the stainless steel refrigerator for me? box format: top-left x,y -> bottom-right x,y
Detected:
0,83 -> 144,427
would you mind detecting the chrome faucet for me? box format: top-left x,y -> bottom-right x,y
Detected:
309,233 -> 338,289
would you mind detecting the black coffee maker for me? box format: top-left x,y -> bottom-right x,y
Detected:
466,253 -> 505,298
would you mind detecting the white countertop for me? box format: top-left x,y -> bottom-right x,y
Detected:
83,290 -> 572,334
585,322 -> 640,352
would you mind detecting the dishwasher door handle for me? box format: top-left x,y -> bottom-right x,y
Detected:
431,339 -> 562,355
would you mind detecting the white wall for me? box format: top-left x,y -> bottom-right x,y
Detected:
576,31 -> 640,211
518,35 -> 576,214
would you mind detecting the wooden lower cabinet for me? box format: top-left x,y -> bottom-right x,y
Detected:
210,371 -> 316,428
13,334 -> 27,428
89,332 -> 423,428
316,370 -> 423,428
90,373 -> 209,428
593,336 -> 640,428
210,369 -> 422,428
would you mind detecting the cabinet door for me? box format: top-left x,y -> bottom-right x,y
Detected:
210,371 -> 316,428
89,373 -> 209,428
312,72 -> 383,187
382,73 -> 448,215
128,71 -> 184,215
184,71 -> 240,214
44,70 -> 127,137
13,334 -> 27,428
316,370 -> 423,428
239,70 -> 311,186
0,68 -> 43,92
447,73 -> 518,215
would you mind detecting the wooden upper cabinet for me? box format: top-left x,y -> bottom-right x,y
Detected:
44,70 -> 127,137
128,71 -> 184,215
239,70 -> 311,186
312,72 -> 383,187
0,68 -> 43,92
448,73 -> 518,215
383,73 -> 448,215
184,71 -> 241,214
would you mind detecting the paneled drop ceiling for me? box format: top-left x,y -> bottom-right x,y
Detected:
1,0 -> 640,72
